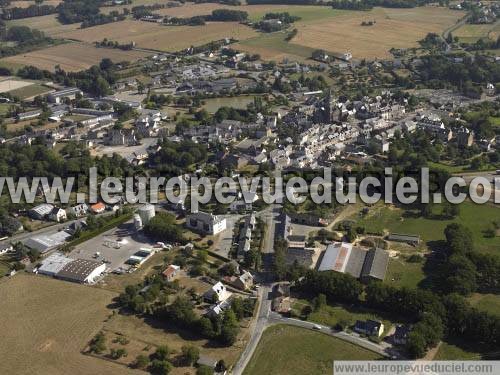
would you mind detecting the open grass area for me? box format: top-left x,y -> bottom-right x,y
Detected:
243,325 -> 382,375
435,340 -> 483,360
292,299 -> 395,336
469,293 -> 500,317
453,22 -> 500,43
202,95 -> 257,113
8,83 -> 52,100
0,273 -> 136,375
1,42 -> 151,72
385,257 -> 426,289
354,201 -> 500,256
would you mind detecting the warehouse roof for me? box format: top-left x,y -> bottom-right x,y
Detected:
37,252 -> 73,276
56,259 -> 103,282
361,248 -> 389,281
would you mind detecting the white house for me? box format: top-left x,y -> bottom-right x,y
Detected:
0,243 -> 13,255
203,281 -> 231,303
186,211 -> 226,235
49,207 -> 67,222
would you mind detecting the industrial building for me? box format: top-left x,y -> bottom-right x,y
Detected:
37,252 -> 74,277
186,211 -> 226,235
23,231 -> 71,253
55,259 -> 105,284
318,242 -> 389,282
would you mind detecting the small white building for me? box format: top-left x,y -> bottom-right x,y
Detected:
203,281 -> 231,303
49,207 -> 67,222
0,243 -> 13,255
186,211 -> 226,235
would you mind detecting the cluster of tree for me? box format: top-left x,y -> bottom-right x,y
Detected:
247,0 -> 319,5
464,35 -> 500,51
298,270 -> 363,304
131,3 -> 167,19
263,12 -> 301,23
2,4 -> 57,20
57,0 -> 103,24
159,296 -> 241,346
166,9 -> 248,26
81,10 -> 126,28
95,38 -> 134,51
419,33 -> 446,50
0,25 -> 53,58
208,9 -> 248,21
213,105 -> 257,123
285,28 -> 298,41
150,139 -> 207,175
440,223 -> 500,295
193,0 -> 241,5
294,74 -> 329,91
17,58 -> 118,97
143,212 -> 185,244
418,54 -> 500,97
331,0 -> 434,10
0,214 -> 22,236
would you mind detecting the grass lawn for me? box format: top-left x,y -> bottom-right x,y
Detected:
8,83 -> 51,100
247,6 -> 348,22
292,299 -> 395,336
435,341 -> 482,360
354,201 -> 500,256
385,258 -> 425,289
243,325 -> 382,375
468,293 -> 500,317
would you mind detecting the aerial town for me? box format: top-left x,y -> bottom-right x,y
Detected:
0,0 -> 499,375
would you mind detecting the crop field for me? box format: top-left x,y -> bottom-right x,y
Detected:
290,7 -> 465,60
243,325 -> 382,375
453,21 -> 500,43
59,20 -> 258,52
0,273 -> 140,375
8,83 -> 52,99
7,14 -> 80,37
0,78 -> 34,93
1,42 -> 151,72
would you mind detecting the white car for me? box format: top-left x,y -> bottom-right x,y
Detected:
312,325 -> 322,330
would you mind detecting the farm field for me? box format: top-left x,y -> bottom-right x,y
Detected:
103,313 -> 247,373
7,14 -> 80,37
0,273 -> 140,375
453,21 -> 500,43
58,20 -> 258,52
8,83 -> 52,99
352,201 -> 500,256
1,42 -> 151,72
243,325 -> 382,375
0,78 -> 34,93
290,7 -> 465,60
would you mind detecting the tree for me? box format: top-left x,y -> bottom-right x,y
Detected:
133,354 -> 149,369
313,293 -> 326,312
89,332 -> 106,354
406,331 -> 427,358
181,345 -> 200,366
150,359 -> 172,375
154,345 -> 170,361
219,310 -> 239,346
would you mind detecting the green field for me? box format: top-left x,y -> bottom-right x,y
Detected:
385,257 -> 425,289
243,325 -> 382,375
202,95 -> 257,113
292,299 -> 396,336
354,201 -> 500,256
435,340 -> 483,360
469,293 -> 500,317
453,22 -> 500,43
8,84 -> 51,100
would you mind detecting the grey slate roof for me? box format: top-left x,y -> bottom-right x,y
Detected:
361,248 -> 389,281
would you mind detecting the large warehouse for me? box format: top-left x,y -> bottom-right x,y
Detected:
55,259 -> 106,284
318,242 -> 389,282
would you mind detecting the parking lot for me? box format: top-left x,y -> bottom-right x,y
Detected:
69,220 -> 157,272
